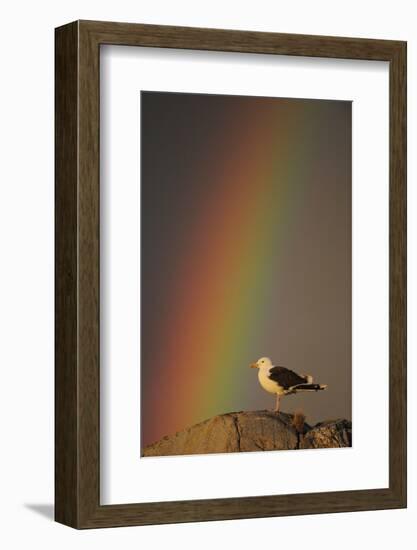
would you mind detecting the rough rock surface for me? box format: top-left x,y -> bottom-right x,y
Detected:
142,411 -> 352,457
300,419 -> 352,449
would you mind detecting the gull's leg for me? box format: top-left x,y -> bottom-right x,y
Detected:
274,394 -> 281,412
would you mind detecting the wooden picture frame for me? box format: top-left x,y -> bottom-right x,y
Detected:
55,20 -> 407,529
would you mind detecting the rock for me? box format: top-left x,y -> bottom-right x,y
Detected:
300,419 -> 352,449
143,411 -> 351,457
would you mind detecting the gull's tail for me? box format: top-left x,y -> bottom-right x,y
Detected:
293,383 -> 328,392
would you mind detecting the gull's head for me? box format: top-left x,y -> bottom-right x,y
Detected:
250,357 -> 272,369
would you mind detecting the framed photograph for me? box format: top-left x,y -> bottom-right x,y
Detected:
55,20 -> 406,528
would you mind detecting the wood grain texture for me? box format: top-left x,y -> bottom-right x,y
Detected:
388,41 -> 407,504
55,21 -> 79,527
55,20 -> 407,529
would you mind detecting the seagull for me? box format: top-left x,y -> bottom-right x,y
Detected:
250,357 -> 328,412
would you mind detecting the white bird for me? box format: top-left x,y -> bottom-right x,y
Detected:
250,357 -> 328,412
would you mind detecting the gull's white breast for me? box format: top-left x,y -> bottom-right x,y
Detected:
258,368 -> 285,395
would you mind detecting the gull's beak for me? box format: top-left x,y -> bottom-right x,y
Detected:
250,362 -> 258,369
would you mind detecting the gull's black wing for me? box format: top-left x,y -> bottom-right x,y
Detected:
268,366 -> 306,389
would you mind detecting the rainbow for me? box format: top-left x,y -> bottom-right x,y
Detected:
141,96 -> 325,448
